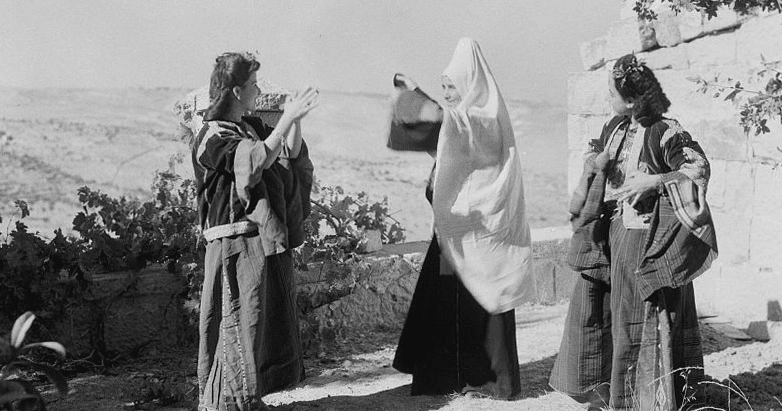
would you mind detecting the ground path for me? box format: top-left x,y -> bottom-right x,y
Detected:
44,303 -> 782,411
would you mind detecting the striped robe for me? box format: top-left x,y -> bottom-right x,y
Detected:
550,116 -> 718,410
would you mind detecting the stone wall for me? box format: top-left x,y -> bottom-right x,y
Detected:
301,227 -> 576,354
45,228 -> 574,358
569,4 -> 782,327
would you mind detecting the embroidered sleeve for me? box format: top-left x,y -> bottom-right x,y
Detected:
659,120 -> 710,190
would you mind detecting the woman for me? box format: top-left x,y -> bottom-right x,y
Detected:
192,52 -> 318,411
392,38 -> 532,399
549,54 -> 718,410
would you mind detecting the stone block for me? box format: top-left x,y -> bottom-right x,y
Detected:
580,37 -> 607,71
567,114 -> 608,151
702,8 -> 741,33
50,266 -> 189,357
769,321 -> 782,341
694,265 -> 782,328
705,159 -> 727,208
651,69 -> 733,119
749,126 -> 782,163
710,211 -> 751,266
604,17 -> 650,62
736,13 -> 782,63
713,159 -> 754,213
525,236 -> 575,303
749,164 -> 782,270
678,10 -> 705,42
721,160 -> 755,214
567,150 -> 586,196
51,305 -> 94,357
567,70 -> 611,116
653,9 -> 683,47
685,32 -> 739,68
768,300 -> 782,321
705,322 -> 752,340
638,46 -> 690,70
306,252 -> 422,342
103,293 -> 185,355
747,321 -> 770,341
684,119 -> 749,161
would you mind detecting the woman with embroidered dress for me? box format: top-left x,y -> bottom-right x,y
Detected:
192,52 -> 318,411
391,38 -> 532,399
549,54 -> 718,410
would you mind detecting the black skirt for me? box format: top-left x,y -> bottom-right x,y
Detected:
393,236 -> 521,399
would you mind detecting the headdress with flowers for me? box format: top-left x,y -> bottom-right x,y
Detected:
612,54 -> 647,90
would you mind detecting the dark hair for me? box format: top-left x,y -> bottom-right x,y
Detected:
203,52 -> 260,121
612,54 -> 670,127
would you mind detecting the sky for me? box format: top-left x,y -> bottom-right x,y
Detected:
0,0 -> 624,104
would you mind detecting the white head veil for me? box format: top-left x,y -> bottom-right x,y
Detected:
433,38 -> 532,314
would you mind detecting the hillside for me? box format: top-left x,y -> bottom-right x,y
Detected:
0,87 -> 568,241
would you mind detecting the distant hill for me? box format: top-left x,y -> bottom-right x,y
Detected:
0,87 -> 568,241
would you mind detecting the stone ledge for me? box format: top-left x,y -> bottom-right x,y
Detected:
300,227 -> 578,352
43,228 -> 578,358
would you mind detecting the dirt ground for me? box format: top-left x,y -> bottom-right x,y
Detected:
38,303 -> 782,411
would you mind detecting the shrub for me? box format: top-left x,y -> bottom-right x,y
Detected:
0,312 -> 67,411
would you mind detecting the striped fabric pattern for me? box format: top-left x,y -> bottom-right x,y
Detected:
554,116 -> 713,410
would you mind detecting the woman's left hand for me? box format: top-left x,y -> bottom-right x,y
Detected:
617,171 -> 661,206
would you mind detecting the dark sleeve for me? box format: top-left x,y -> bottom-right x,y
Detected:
242,115 -> 274,140
196,128 -> 243,173
599,116 -> 626,149
291,140 -> 314,219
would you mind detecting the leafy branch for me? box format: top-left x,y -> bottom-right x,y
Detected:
687,56 -> 782,136
295,181 -> 406,268
633,0 -> 781,21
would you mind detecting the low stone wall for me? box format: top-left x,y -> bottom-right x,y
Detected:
47,227 -> 575,358
51,267 -> 189,358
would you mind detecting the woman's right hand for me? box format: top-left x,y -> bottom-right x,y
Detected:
283,86 -> 319,121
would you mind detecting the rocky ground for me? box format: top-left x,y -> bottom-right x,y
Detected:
39,303 -> 782,411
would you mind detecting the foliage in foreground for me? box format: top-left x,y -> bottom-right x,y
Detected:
0,312 -> 67,411
0,159 -> 406,360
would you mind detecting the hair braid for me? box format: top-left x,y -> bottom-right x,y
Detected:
613,54 -> 671,127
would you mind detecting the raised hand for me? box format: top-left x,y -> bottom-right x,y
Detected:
283,86 -> 319,121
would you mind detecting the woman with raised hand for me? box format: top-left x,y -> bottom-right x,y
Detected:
549,53 -> 718,410
192,52 -> 318,411
392,38 -> 532,400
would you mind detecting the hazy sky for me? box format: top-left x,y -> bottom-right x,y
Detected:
0,0 -> 623,104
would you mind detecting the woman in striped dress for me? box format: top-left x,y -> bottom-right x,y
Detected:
549,54 -> 718,410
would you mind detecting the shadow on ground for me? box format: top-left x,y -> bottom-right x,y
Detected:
269,385 -> 447,411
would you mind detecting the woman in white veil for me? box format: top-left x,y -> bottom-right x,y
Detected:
392,38 -> 531,399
